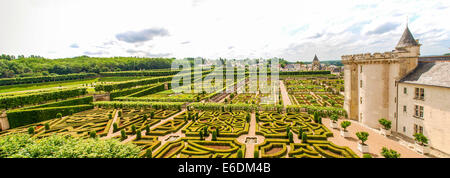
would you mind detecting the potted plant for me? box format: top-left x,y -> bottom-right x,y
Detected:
414,133 -> 429,154
340,121 -> 351,137
378,118 -> 391,136
356,132 -> 369,153
330,114 -> 339,129
381,147 -> 400,158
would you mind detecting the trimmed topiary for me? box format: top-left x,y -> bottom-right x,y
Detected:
413,133 -> 428,146
288,132 -> 293,143
378,118 -> 392,130
145,125 -> 150,135
356,132 -> 369,145
254,150 -> 259,158
298,127 -> 303,139
381,147 -> 400,158
136,129 -> 141,140
44,123 -> 50,131
28,127 -> 35,135
131,125 -> 136,134
301,132 -> 307,143
56,113 -> 62,119
113,123 -> 118,132
145,149 -> 152,158
237,149 -> 243,158
212,130 -> 217,141
89,130 -> 97,138
121,130 -> 127,141
199,130 -> 204,140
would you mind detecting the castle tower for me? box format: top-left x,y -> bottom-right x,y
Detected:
342,25 -> 420,130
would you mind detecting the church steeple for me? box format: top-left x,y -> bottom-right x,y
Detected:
396,25 -> 418,49
313,54 -> 319,62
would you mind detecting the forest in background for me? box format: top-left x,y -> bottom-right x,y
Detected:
0,54 -> 174,78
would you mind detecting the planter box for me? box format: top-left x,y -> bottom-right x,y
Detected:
340,130 -> 350,137
330,121 -> 338,129
358,143 -> 369,153
415,143 -> 430,155
380,128 -> 391,136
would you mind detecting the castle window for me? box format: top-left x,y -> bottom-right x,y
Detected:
414,124 -> 423,134
360,97 -> 362,104
404,87 -> 407,94
414,105 -> 424,119
360,80 -> 362,88
415,88 -> 425,100
403,126 -> 406,133
403,105 -> 407,112
360,66 -> 362,73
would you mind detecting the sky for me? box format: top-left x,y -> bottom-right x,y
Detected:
0,0 -> 449,62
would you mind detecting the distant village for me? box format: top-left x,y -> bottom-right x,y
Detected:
280,54 -> 343,74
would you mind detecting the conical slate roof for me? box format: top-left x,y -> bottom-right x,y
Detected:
313,54 -> 319,61
396,26 -> 418,48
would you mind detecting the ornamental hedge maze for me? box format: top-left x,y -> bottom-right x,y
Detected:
0,68 -> 357,158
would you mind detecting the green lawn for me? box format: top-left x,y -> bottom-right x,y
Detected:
0,78 -> 98,94
97,76 -> 150,82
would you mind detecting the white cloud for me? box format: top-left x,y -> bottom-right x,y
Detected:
0,0 -> 448,61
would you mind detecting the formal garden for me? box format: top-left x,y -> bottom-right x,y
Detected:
0,68 -> 415,158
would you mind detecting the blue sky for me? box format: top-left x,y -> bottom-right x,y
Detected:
0,0 -> 449,61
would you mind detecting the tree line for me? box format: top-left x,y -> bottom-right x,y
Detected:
0,54 -> 175,78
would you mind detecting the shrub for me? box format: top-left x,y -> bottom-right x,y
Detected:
28,127 -> 35,135
237,149 -> 243,158
145,149 -> 152,158
363,154 -> 372,158
145,125 -> 150,135
341,121 -> 351,131
203,126 -> 208,136
56,113 -> 62,119
0,133 -> 140,158
113,123 -> 118,132
118,110 -> 122,117
298,127 -> 303,139
286,126 -> 291,137
356,132 -> 369,145
413,133 -> 428,146
89,131 -> 97,138
301,133 -> 307,143
212,131 -> 217,141
108,113 -> 113,120
199,130 -> 204,140
288,132 -> 293,143
313,112 -> 319,123
246,114 -> 251,123
136,129 -> 141,140
330,114 -> 339,123
131,125 -> 136,134
216,128 -> 220,137
44,123 -> 50,131
254,150 -> 259,158
150,111 -> 155,119
378,118 -> 392,130
121,130 -> 127,140
381,147 -> 400,158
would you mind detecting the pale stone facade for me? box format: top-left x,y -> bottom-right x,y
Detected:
342,26 -> 450,154
397,83 -> 450,153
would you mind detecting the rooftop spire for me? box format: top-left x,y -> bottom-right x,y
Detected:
396,23 -> 418,49
313,54 -> 319,61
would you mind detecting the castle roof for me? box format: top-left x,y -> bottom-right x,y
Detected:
396,26 -> 419,49
313,54 -> 319,61
400,60 -> 450,88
